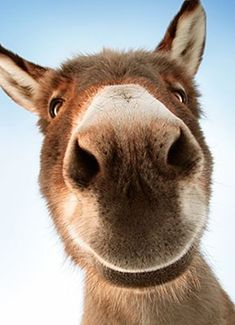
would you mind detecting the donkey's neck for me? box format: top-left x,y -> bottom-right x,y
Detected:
81,254 -> 230,325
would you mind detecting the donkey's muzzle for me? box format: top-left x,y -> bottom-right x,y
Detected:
63,84 -> 203,190
63,120 -> 202,190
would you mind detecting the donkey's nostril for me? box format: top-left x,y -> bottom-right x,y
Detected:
68,140 -> 100,187
166,128 -> 201,172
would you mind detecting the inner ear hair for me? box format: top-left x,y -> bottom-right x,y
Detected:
0,45 -> 47,80
0,44 -> 48,112
155,0 -> 206,76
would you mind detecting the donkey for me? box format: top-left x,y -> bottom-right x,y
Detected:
0,0 -> 234,324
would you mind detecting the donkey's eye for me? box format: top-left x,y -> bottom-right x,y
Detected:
49,98 -> 64,118
173,89 -> 187,104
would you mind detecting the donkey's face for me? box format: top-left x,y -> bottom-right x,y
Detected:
0,0 -> 212,288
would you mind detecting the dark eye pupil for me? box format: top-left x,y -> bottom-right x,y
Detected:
174,90 -> 186,104
49,98 -> 63,118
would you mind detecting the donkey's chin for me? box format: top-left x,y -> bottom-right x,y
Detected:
93,246 -> 195,288
70,229 -> 196,288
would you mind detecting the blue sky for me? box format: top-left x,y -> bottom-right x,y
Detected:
0,1 -> 234,324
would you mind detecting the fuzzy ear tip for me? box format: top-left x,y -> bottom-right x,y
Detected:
184,0 -> 201,5
0,43 -> 6,51
182,0 -> 204,13
0,44 -> 12,58
180,0 -> 206,31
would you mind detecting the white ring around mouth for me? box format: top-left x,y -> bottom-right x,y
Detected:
68,221 -> 203,274
66,183 -> 207,274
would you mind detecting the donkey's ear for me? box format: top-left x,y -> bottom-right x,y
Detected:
155,0 -> 206,76
0,45 -> 48,112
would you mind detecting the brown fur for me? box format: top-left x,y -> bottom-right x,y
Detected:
0,1 -> 234,324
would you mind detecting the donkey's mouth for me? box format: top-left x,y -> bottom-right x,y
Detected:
95,247 -> 194,288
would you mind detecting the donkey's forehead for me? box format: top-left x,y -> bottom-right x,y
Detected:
37,49 -> 201,130
53,49 -> 197,111
59,50 -> 186,84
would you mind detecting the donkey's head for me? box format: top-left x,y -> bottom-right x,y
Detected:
0,0 -> 212,288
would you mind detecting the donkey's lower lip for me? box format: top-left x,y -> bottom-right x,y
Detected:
96,247 -> 194,288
